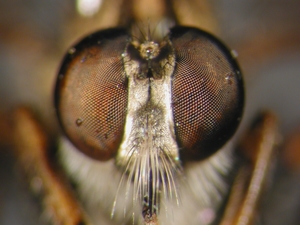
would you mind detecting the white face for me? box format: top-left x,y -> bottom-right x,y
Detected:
1,1 -> 300,225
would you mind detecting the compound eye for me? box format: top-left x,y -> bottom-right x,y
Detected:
169,27 -> 244,161
55,28 -> 129,161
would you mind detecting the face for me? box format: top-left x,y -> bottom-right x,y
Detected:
0,1 -> 300,225
55,24 -> 244,224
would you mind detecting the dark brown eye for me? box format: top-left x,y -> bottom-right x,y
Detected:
55,28 -> 129,161
169,26 -> 244,160
55,26 -> 243,163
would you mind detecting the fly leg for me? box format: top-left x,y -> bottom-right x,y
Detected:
219,111 -> 279,225
11,107 -> 91,225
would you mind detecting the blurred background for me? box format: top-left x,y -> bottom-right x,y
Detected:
0,0 -> 299,224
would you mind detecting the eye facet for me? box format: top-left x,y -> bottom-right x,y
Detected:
169,27 -> 244,160
55,28 -> 129,161
55,26 -> 244,163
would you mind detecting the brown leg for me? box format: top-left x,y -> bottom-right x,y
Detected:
220,111 -> 279,225
11,107 -> 91,225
